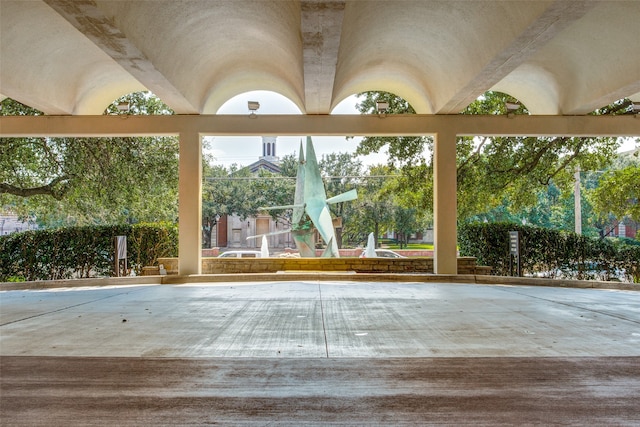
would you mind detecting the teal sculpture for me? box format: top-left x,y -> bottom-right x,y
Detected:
249,136 -> 357,257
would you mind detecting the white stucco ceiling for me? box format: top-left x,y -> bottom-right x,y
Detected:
1,0 -> 639,116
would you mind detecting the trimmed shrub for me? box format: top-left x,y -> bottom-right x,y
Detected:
0,223 -> 177,282
459,222 -> 639,282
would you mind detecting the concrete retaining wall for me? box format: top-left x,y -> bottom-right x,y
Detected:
151,256 -> 489,275
201,248 -> 434,258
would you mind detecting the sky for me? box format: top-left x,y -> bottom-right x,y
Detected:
205,90 -> 638,168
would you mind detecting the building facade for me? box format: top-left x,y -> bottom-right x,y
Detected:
0,212 -> 37,235
212,137 -> 295,252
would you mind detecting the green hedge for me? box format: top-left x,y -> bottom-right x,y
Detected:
0,222 -> 177,282
459,222 -> 639,283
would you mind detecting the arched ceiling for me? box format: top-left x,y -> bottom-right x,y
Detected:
1,0 -> 639,116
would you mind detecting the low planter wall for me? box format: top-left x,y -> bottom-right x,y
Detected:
149,257 -> 489,275
199,248 -> 434,258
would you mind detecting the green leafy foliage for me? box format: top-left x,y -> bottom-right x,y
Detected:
355,91 -> 622,221
1,94 -> 178,226
459,222 -> 639,282
342,166 -> 395,247
0,223 -> 177,282
201,158 -> 297,247
319,152 -> 363,247
392,206 -> 426,249
469,180 -> 604,238
590,165 -> 640,222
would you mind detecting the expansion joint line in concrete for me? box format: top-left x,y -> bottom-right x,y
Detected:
495,286 -> 640,326
0,289 -> 141,327
318,283 -> 329,358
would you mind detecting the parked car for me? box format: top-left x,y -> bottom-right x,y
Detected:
360,249 -> 406,258
218,250 -> 262,258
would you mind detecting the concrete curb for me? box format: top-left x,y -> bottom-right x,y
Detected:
473,274 -> 639,291
0,276 -> 161,291
1,273 -> 637,291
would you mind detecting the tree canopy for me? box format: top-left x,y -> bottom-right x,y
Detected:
590,164 -> 640,222
355,91 -> 623,221
1,93 -> 179,226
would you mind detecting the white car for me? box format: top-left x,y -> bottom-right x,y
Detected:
218,250 -> 262,258
360,249 -> 406,258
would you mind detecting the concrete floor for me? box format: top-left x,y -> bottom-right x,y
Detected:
1,280 -> 639,425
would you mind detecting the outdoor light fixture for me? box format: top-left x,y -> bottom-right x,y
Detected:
505,101 -> 520,117
505,101 -> 520,112
248,101 -> 260,117
116,101 -> 130,112
376,100 -> 389,116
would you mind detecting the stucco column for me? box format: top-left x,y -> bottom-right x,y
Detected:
178,132 -> 202,275
433,130 -> 457,274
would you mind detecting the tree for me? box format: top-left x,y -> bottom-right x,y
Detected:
341,164 -> 397,247
1,94 -> 179,226
590,165 -> 640,222
201,155 -> 298,248
202,163 -> 233,248
355,91 -> 622,221
319,152 -> 363,247
393,206 -> 425,249
469,181 -> 603,238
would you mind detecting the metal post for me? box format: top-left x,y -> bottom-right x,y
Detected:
509,231 -> 521,277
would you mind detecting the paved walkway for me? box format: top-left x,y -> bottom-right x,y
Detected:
1,280 -> 639,425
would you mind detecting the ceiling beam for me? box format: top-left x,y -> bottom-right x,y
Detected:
2,114 -> 639,138
301,1 -> 346,114
43,0 -> 199,114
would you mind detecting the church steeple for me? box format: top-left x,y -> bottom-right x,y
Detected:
260,136 -> 279,163
248,136 -> 281,174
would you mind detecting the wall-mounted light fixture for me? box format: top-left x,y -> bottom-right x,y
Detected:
376,100 -> 389,117
116,102 -> 130,112
505,101 -> 520,118
248,101 -> 260,118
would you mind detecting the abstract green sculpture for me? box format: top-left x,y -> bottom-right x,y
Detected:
250,136 -> 357,257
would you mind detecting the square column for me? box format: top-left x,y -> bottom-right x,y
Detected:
433,130 -> 457,274
178,132 -> 202,275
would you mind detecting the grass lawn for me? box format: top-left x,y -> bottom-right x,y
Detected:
385,243 -> 434,250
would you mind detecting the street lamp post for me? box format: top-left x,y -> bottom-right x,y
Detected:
574,167 -> 582,235
215,214 -> 220,247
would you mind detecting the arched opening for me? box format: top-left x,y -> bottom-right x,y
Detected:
202,90 -> 437,257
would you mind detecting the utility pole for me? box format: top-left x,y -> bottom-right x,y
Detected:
574,167 -> 582,235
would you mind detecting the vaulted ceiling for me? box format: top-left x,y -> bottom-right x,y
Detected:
1,0 -> 639,116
